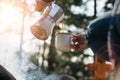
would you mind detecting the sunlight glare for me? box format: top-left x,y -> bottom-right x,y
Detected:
0,2 -> 23,33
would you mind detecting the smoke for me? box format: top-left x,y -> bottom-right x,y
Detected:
0,46 -> 76,80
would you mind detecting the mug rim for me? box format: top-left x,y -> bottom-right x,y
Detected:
55,32 -> 72,36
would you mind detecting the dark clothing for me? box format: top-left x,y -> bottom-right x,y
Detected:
43,0 -> 54,3
0,65 -> 16,80
86,12 -> 120,61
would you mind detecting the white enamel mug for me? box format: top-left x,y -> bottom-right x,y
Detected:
55,33 -> 72,52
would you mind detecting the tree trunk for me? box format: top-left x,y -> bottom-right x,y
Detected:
94,0 -> 97,18
47,26 -> 58,72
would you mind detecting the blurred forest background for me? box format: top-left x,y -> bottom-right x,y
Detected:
40,0 -> 114,79
0,0 -> 115,80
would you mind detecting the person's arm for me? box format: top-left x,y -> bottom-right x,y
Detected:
71,34 -> 89,51
43,0 -> 55,3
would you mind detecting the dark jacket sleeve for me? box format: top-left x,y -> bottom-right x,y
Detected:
85,13 -> 111,53
43,0 -> 54,3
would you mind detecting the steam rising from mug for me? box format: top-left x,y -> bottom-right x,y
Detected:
30,3 -> 64,40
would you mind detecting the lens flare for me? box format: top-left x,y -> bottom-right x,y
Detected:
0,2 -> 24,34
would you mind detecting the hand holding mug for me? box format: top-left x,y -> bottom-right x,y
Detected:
71,34 -> 88,51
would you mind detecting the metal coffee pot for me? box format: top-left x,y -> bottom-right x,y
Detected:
30,3 -> 64,40
35,0 -> 54,11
